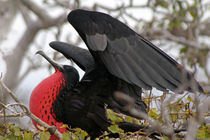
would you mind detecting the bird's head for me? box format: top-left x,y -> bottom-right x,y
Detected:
36,50 -> 79,86
30,51 -> 79,138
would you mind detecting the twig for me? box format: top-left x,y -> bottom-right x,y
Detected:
114,92 -> 175,137
0,113 -> 25,118
160,94 -> 176,139
0,81 -> 22,104
145,28 -> 210,51
185,96 -> 210,140
0,80 -> 63,138
20,0 -> 51,23
0,102 -> 24,114
0,73 -> 6,123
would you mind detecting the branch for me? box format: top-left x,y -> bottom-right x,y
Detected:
185,96 -> 210,140
200,18 -> 210,36
114,92 -> 175,137
0,80 -> 22,104
93,3 -> 148,12
160,94 -> 176,139
19,4 -> 33,26
3,0 -> 66,90
0,80 -> 62,138
20,0 -> 67,27
115,91 -> 210,139
20,0 -> 51,23
143,28 -> 210,51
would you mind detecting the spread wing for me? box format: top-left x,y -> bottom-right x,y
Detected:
49,41 -> 95,72
68,9 -> 203,92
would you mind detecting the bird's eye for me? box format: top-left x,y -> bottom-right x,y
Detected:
64,65 -> 72,71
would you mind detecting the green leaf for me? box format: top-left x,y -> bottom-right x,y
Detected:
170,114 -> 178,122
108,125 -> 124,134
155,0 -> 168,9
161,136 -> 170,140
5,134 -> 16,140
148,108 -> 159,120
197,124 -> 210,139
73,128 -> 88,139
23,132 -> 33,140
107,109 -> 123,123
121,137 -> 128,140
187,96 -> 193,102
40,132 -> 51,140
179,46 -> 188,54
125,116 -> 133,123
189,5 -> 198,18
61,132 -> 71,140
13,126 -> 21,136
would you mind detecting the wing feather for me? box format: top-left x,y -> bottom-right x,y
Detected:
86,33 -> 202,92
67,9 -> 203,92
49,41 -> 95,71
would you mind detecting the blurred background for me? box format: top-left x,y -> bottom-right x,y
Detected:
0,0 -> 210,131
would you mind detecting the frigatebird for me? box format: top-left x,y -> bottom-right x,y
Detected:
30,9 -> 203,139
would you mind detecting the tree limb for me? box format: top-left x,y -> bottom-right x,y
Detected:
143,28 -> 210,51
185,96 -> 210,140
114,92 -> 175,137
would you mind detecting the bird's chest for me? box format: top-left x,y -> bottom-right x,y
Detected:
86,74 -> 116,97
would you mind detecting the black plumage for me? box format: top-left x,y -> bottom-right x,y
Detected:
37,51 -> 145,139
67,9 -> 203,93
50,41 -> 147,119
41,9 -> 203,138
50,9 -> 203,124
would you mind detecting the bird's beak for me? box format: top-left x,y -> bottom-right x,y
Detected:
36,50 -> 64,72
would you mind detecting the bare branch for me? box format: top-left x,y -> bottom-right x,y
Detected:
93,3 -> 148,12
185,96 -> 210,140
160,94 -> 176,139
19,0 -> 51,23
0,80 -> 22,103
114,92 -> 175,137
143,28 -> 210,51
19,4 -> 33,26
3,3 -> 66,90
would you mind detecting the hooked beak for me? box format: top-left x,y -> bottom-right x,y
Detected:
36,50 -> 63,71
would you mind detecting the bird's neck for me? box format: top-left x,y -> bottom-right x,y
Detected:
30,70 -> 66,133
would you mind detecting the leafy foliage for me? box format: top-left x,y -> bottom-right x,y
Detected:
0,91 -> 209,139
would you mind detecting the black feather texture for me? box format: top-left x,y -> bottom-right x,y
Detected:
67,9 -> 203,93
47,9 -> 204,139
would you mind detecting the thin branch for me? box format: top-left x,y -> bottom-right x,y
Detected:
20,0 -> 67,27
0,80 -> 22,104
0,113 -> 25,118
114,92 -> 175,137
160,94 -> 176,139
20,0 -> 51,23
185,96 -> 210,140
93,3 -> 149,12
0,102 -> 20,115
19,4 -> 33,26
144,28 -> 210,51
3,1 -> 66,90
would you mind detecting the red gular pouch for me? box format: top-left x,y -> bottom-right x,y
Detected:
30,69 -> 67,140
